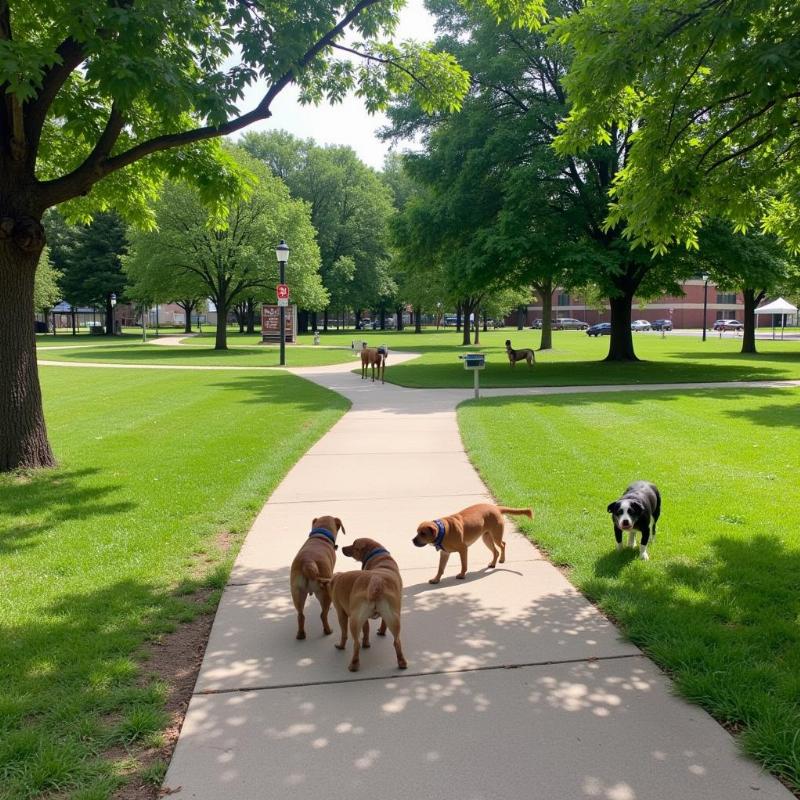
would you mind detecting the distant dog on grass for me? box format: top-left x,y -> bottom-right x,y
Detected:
607,481 -> 661,560
505,339 -> 535,368
361,343 -> 387,383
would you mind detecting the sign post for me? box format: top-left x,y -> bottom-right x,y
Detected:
459,353 -> 486,400
261,304 -> 296,344
275,241 -> 290,365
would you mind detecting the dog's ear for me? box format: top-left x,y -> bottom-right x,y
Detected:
606,502 -> 618,515
335,517 -> 345,535
311,517 -> 317,528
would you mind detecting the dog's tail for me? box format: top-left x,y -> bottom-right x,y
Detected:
498,506 -> 534,519
301,561 -> 320,583
367,574 -> 384,602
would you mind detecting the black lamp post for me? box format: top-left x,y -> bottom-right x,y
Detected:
276,240 -> 290,366
701,274 -> 709,341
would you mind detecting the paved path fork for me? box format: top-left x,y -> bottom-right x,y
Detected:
163,359 -> 793,799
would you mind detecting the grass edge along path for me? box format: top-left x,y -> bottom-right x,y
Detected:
457,388 -> 800,795
0,367 -> 349,800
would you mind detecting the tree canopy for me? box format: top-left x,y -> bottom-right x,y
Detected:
125,151 -> 325,349
553,0 -> 800,253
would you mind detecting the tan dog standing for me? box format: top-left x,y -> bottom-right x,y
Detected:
360,343 -> 387,383
413,503 -> 533,584
325,537 -> 407,672
289,515 -> 345,640
505,339 -> 535,368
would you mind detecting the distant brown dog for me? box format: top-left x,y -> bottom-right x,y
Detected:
413,503 -> 533,584
289,515 -> 345,640
505,339 -> 535,368
361,343 -> 387,383
325,537 -> 407,672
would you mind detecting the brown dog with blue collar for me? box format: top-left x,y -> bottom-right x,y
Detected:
289,515 -> 345,640
413,503 -> 533,584
324,537 -> 407,672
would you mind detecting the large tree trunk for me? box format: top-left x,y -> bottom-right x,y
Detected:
456,305 -> 462,333
414,305 -> 422,332
395,306 -> 404,331
311,311 -> 318,332
355,308 -> 362,329
379,306 -> 386,330
233,302 -> 245,334
741,288 -> 763,354
0,229 -> 57,471
245,298 -> 256,334
607,291 -> 638,361
323,308 -> 329,332
297,309 -> 309,334
537,280 -> 553,350
214,303 -> 229,350
461,302 -> 473,345
474,308 -> 481,345
178,301 -> 194,333
105,293 -> 114,336
517,306 -> 525,330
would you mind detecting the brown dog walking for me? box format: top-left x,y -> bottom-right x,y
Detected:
325,537 -> 407,672
289,515 -> 345,640
360,343 -> 387,383
413,503 -> 533,584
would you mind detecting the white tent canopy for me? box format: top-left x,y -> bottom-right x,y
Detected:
754,297 -> 797,339
754,297 -> 798,315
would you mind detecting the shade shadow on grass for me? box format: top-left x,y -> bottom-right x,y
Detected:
0,578 -> 215,799
0,468 -> 134,555
385,357 -> 795,389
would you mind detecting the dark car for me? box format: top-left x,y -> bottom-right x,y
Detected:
586,322 -> 612,337
651,319 -> 673,331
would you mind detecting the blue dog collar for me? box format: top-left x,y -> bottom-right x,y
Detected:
308,527 -> 337,550
433,519 -> 446,551
362,547 -> 390,566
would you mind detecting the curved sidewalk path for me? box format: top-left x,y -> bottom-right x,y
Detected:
161,359 -> 794,800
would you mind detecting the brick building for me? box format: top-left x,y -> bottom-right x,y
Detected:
521,279 -> 745,329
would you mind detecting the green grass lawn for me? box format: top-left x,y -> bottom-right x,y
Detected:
320,328 -> 800,387
37,339 -> 355,367
458,388 -> 800,791
0,367 -> 348,799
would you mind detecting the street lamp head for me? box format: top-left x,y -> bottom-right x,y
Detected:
110,293 -> 117,307
702,274 -> 709,283
275,240 -> 290,263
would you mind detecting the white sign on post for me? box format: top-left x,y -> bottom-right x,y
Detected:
277,297 -> 288,307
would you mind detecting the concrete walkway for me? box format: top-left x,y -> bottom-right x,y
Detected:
162,360 -> 793,800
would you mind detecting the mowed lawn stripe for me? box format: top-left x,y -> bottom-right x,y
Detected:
458,388 -> 800,792
0,367 -> 348,799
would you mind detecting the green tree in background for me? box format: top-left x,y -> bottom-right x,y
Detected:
554,0 -> 800,253
33,248 -> 61,316
241,131 -> 397,330
126,156 -> 325,350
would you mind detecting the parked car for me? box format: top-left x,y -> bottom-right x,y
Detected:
443,314 -> 458,327
586,322 -> 611,337
554,317 -> 590,330
530,319 -> 556,329
713,318 -> 743,331
651,319 -> 673,331
631,319 -> 652,331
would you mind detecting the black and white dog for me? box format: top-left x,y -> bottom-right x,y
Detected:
607,481 -> 661,560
